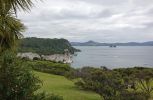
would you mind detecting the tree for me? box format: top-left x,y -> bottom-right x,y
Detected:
0,14 -> 25,52
18,37 -> 80,55
0,51 -> 41,100
0,1 -> 63,100
0,51 -> 63,100
0,0 -> 33,52
0,0 -> 33,13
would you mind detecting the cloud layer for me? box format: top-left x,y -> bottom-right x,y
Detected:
18,0 -> 153,42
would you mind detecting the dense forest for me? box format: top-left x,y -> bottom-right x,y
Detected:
18,37 -> 80,55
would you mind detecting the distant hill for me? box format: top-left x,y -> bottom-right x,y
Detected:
71,40 -> 102,46
71,41 -> 153,46
18,37 -> 80,55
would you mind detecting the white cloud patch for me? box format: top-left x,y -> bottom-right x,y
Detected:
18,0 -> 153,42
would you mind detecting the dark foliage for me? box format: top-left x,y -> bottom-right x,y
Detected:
75,68 -> 125,100
33,93 -> 63,100
0,51 -> 40,100
18,37 -> 80,55
0,51 -> 63,100
115,67 -> 153,97
28,60 -> 71,75
119,91 -> 148,100
66,67 -> 152,100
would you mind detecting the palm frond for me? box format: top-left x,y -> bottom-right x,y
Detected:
0,14 -> 25,52
0,0 -> 34,14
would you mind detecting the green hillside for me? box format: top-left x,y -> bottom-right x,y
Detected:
35,71 -> 101,100
18,37 -> 80,55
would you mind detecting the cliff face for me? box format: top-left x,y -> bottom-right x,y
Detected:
17,52 -> 73,64
17,52 -> 41,60
41,54 -> 72,63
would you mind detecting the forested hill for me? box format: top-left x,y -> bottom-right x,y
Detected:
18,37 -> 80,55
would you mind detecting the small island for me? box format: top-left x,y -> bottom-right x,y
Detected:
109,44 -> 117,47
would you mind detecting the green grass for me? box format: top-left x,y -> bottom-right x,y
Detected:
35,71 -> 101,100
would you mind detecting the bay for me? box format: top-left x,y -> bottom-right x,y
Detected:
71,46 -> 153,69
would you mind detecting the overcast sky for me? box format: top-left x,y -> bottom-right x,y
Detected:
18,0 -> 153,42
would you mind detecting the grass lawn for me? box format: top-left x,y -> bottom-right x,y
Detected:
35,71 -> 101,100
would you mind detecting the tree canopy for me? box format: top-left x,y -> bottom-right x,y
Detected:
18,37 -> 80,55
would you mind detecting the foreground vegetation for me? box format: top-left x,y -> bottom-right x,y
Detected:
1,52 -> 153,100
66,67 -> 153,100
27,60 -> 71,75
0,0 -> 63,99
0,51 -> 63,100
35,71 -> 101,100
28,59 -> 153,100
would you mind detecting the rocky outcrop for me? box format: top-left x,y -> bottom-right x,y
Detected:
17,52 -> 41,60
41,54 -> 72,63
17,50 -> 73,63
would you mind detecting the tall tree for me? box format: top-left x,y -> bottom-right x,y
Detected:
0,0 -> 33,52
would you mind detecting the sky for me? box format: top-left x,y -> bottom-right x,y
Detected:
18,0 -> 153,42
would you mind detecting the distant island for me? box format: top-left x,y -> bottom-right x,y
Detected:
71,40 -> 153,46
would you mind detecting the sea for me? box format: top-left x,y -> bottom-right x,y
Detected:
71,46 -> 153,69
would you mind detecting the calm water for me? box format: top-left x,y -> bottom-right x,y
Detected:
71,46 -> 153,69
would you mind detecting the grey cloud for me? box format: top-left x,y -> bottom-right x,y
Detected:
79,0 -> 126,5
18,0 -> 153,42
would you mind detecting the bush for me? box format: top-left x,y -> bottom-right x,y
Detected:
33,57 -> 41,61
33,93 -> 63,100
115,67 -> 153,98
65,67 -> 101,80
72,67 -> 151,100
0,51 -> 63,100
28,60 -> 71,75
0,51 -> 41,100
120,91 -> 148,100
74,67 -> 125,100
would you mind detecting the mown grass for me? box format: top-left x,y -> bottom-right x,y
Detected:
35,71 -> 101,100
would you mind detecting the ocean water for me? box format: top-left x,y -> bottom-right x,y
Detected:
71,46 -> 153,69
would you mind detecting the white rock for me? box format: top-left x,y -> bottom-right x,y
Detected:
18,52 -> 73,63
17,52 -> 41,60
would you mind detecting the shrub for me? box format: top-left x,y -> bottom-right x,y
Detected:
72,67 -> 151,100
33,57 -> 41,61
65,67 -> 101,80
120,91 -> 148,100
115,67 -> 153,98
74,67 -> 125,100
0,51 -> 41,100
0,51 -> 63,100
28,60 -> 71,75
33,93 -> 63,100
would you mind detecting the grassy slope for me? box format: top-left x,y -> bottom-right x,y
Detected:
35,71 -> 101,100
